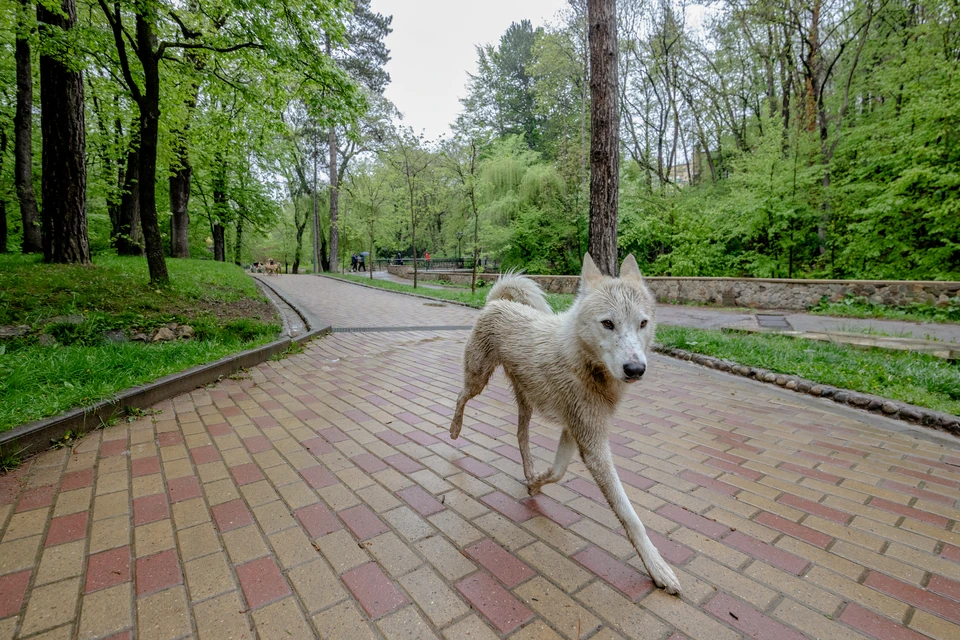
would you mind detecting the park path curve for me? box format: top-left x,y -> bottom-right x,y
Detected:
371,268 -> 960,342
1,275 -> 959,640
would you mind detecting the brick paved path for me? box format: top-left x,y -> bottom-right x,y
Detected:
2,276 -> 959,640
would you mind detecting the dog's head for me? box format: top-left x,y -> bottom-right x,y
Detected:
574,253 -> 656,384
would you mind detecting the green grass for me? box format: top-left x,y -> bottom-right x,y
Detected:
0,335 -> 276,430
656,325 -> 960,415
0,254 -> 280,432
811,295 -> 960,324
331,273 -> 576,312
0,253 -> 267,327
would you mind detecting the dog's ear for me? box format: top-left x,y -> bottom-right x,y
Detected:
619,254 -> 643,283
581,253 -> 603,290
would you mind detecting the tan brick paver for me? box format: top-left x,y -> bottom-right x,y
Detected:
1,274 -> 959,639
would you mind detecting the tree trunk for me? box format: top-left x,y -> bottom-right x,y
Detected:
320,232 -> 330,272
212,162 -> 227,262
212,222 -> 225,261
0,129 -> 7,252
37,0 -> 90,265
115,136 -> 143,256
234,218 -> 243,265
134,14 -> 169,283
408,180 -> 418,288
326,29 -> 339,272
107,118 -> 124,247
0,199 -> 6,254
587,0 -> 619,276
293,214 -> 307,274
169,51 -> 203,259
169,153 -> 192,258
15,0 -> 42,254
328,126 -> 339,272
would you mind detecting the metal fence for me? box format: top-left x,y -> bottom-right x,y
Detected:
373,257 -> 500,272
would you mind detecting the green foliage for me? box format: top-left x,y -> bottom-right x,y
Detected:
0,447 -> 22,472
459,20 -> 543,150
427,0 -> 960,282
656,325 -> 960,415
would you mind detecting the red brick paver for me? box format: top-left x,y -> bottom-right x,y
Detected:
2,274 -> 959,640
237,556 -> 291,609
341,562 -> 408,618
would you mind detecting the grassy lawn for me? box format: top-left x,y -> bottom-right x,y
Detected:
811,295 -> 960,324
0,254 -> 280,432
332,273 -> 959,414
657,325 -> 960,415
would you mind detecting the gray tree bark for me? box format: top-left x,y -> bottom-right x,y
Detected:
328,126 -> 339,272
38,0 -> 90,264
587,0 -> 619,276
234,218 -> 243,265
15,0 -> 42,254
169,153 -> 192,258
115,136 -> 143,256
0,128 -> 7,253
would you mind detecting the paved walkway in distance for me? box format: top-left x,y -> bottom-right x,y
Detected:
2,275 -> 960,640
371,268 -> 960,343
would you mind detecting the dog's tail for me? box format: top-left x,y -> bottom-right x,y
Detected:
486,272 -> 553,314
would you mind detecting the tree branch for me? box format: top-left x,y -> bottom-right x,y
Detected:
157,40 -> 264,59
168,10 -> 201,39
97,0 -> 142,105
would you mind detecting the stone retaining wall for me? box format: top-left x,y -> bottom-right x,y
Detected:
389,267 -> 960,310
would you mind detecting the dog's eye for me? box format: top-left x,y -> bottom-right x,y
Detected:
601,320 -> 615,330
640,319 -> 648,328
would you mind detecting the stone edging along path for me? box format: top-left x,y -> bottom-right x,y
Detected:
325,274 -> 960,438
658,346 -> 960,438
0,277 -> 331,460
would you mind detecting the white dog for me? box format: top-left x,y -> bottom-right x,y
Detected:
450,253 -> 681,595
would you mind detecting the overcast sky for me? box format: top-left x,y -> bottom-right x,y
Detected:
368,0 -> 569,141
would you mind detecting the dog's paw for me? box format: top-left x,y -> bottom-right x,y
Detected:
649,561 -> 682,596
526,482 -> 541,496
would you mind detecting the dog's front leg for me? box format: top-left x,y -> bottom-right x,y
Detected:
577,435 -> 682,596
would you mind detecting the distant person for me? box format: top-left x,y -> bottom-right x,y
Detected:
358,254 -> 366,272
350,253 -> 358,272
395,251 -> 402,266
425,251 -> 431,269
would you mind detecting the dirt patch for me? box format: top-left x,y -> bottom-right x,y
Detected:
184,297 -> 279,325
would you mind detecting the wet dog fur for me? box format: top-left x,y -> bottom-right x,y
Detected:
449,253 -> 682,595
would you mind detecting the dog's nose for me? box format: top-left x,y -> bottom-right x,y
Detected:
623,362 -> 645,379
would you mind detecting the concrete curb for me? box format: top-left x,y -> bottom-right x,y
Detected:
0,279 -> 331,460
254,275 -> 331,339
654,345 -> 960,437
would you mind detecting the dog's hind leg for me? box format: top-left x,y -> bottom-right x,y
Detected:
449,343 -> 497,440
513,390 -> 537,486
527,429 -> 575,496
576,434 -> 682,596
